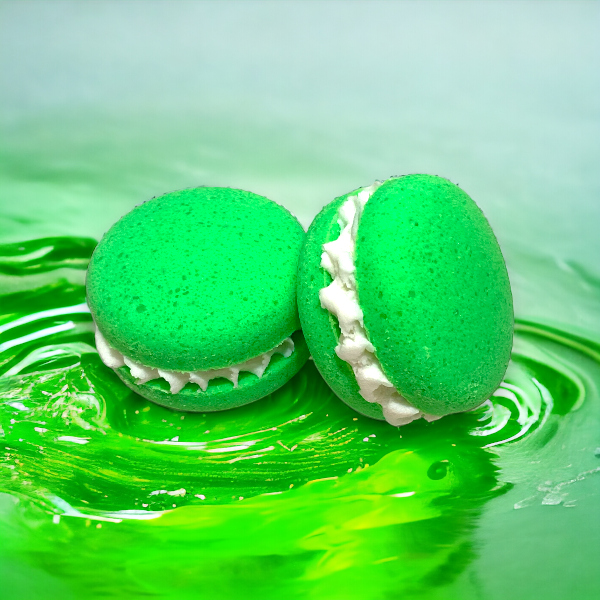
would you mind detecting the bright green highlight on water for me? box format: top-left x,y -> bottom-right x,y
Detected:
1,237 -> 599,599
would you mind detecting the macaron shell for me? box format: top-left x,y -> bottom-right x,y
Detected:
86,187 -> 305,371
355,175 -> 514,416
116,330 -> 309,411
297,191 -> 385,421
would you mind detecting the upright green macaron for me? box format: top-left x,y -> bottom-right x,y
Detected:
87,187 -> 309,412
298,174 -> 513,426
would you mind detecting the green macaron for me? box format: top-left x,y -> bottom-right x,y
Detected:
87,187 -> 309,411
298,174 -> 514,426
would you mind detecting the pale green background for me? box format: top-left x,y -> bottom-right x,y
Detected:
1,1 -> 599,263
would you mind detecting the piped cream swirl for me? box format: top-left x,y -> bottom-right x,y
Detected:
95,327 -> 294,394
319,182 -> 439,426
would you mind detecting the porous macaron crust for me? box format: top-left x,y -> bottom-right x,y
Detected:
87,187 -> 308,409
298,174 -> 514,420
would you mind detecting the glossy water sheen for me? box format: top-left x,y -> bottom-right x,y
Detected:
1,237 -> 599,599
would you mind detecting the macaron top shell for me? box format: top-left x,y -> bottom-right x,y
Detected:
87,187 -> 305,372
355,175 -> 513,416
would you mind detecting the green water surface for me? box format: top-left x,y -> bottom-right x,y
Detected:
0,237 -> 599,600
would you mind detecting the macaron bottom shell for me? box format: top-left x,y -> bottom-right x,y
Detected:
116,330 -> 309,412
297,190 -> 385,422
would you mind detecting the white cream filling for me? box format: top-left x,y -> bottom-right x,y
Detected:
319,181 -> 440,427
95,327 -> 294,394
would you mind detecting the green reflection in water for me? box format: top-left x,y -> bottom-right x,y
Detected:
0,237 -> 598,599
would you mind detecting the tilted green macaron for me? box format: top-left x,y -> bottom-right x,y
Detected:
87,187 -> 309,411
298,174 -> 514,426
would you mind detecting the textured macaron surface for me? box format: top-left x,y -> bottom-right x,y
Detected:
87,187 -> 305,371
355,175 -> 513,416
